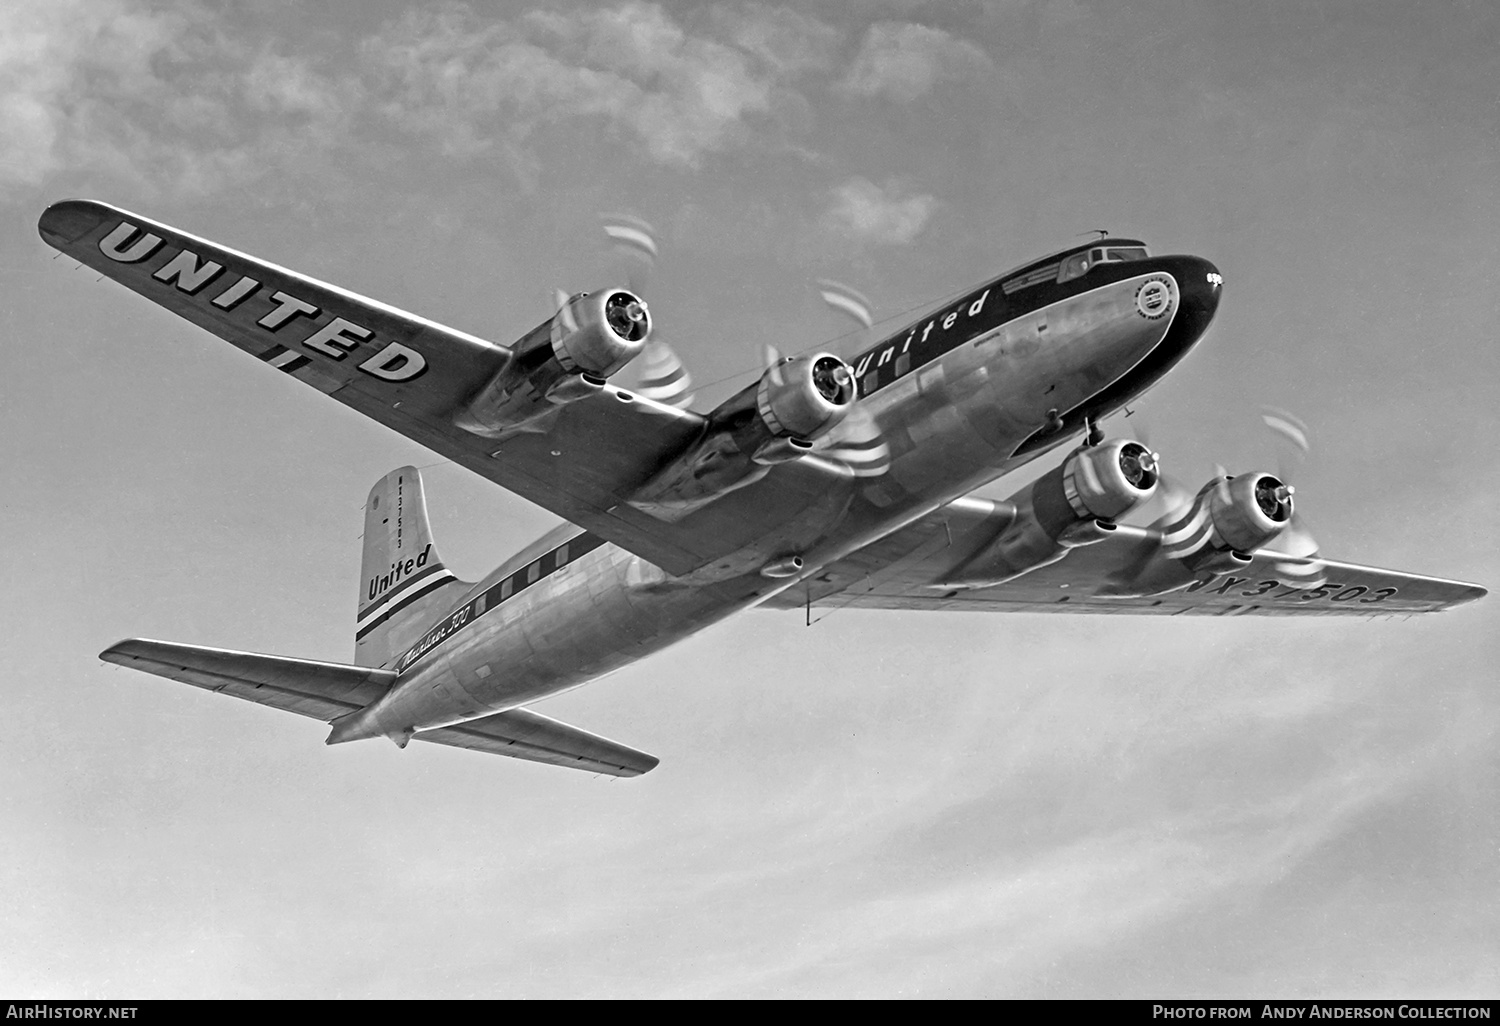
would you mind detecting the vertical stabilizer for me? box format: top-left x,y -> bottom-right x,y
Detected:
355,467 -> 467,669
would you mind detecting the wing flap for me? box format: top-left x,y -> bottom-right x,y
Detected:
414,708 -> 659,777
99,639 -> 396,721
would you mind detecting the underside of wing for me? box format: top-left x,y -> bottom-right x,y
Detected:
764,498 -> 1486,617
40,200 -> 845,577
101,639 -> 657,775
413,708 -> 658,777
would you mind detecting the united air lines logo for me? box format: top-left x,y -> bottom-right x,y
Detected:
368,543 -> 434,603
1135,278 -> 1172,320
97,220 -> 427,383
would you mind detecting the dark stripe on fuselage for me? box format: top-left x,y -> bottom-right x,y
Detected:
395,531 -> 608,674
848,237 -> 1152,399
1008,254 -> 1220,456
354,570 -> 457,641
847,245 -> 1219,455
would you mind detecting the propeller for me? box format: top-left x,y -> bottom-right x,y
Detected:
815,279 -> 873,330
1110,411 -> 1181,526
1258,405 -> 1324,581
802,283 -> 891,477
550,214 -> 695,410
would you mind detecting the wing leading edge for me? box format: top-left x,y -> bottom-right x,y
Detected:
39,199 -> 845,578
100,640 -> 657,776
763,498 -> 1486,617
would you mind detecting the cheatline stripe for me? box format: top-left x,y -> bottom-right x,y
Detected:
358,560 -> 456,624
356,571 -> 458,641
357,565 -> 457,629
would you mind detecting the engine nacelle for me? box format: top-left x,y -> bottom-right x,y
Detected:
628,353 -> 858,520
1208,472 -> 1294,553
456,289 -> 650,438
755,354 -> 856,444
943,440 -> 1159,587
551,290 -> 651,377
1101,471 -> 1295,597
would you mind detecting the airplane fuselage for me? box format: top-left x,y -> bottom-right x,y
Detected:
342,245 -> 1224,742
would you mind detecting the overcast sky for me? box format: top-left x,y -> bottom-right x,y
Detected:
2,0 -> 1496,999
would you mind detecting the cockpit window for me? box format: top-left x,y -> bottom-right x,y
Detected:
1061,246 -> 1151,282
1057,252 -> 1091,283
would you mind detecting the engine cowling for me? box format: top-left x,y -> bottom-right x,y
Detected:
943,440 -> 1159,587
1100,470 -> 1295,597
1060,439 -> 1161,520
1208,472 -> 1294,553
756,354 -> 856,441
627,352 -> 859,520
456,288 -> 650,438
551,290 -> 651,377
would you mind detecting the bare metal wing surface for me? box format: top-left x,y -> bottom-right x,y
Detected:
100,640 -> 657,776
38,199 -> 842,577
762,497 -> 1486,617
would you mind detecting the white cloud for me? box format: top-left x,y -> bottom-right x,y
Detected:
707,3 -> 844,80
838,21 -> 995,103
824,177 -> 935,245
0,0 -> 352,198
360,3 -> 787,169
0,0 -> 182,188
0,2 -> 967,207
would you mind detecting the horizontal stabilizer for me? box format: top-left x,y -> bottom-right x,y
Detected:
414,708 -> 659,777
100,639 -> 397,721
102,639 -> 658,775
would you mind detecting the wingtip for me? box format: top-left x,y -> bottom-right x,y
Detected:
38,198 -> 112,248
1453,582 -> 1488,607
98,638 -> 139,663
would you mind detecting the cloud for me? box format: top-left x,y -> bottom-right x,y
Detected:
360,3 -> 787,169
707,3 -> 844,80
0,0 -> 354,198
839,21 -> 995,103
0,2 -> 969,210
0,0 -> 185,189
824,177 -> 936,245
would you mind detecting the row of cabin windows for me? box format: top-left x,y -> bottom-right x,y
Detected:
469,538 -> 592,619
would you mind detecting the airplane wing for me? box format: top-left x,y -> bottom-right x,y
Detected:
762,498 -> 1486,617
100,640 -> 657,776
40,200 -> 842,577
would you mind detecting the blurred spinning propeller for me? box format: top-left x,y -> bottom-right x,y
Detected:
549,214 -> 695,410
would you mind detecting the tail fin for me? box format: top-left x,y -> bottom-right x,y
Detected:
355,467 -> 467,669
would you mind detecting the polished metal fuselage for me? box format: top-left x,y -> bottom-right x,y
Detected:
355,254 -> 1222,739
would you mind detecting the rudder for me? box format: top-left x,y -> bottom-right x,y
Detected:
355,467 -> 467,669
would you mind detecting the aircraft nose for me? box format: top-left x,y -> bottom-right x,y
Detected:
1174,255 -> 1222,324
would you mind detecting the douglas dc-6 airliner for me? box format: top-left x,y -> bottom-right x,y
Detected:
39,200 -> 1485,776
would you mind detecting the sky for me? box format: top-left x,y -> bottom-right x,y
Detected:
2,0 -> 1497,1000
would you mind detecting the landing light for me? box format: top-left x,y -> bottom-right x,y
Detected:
1206,272 -> 1224,288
